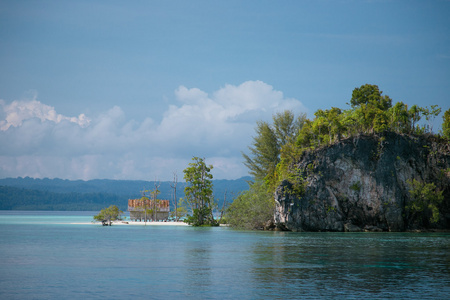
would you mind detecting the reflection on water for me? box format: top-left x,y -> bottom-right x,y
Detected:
183,230 -> 213,296
249,232 -> 450,299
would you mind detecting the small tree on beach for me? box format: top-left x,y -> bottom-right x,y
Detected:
93,205 -> 123,226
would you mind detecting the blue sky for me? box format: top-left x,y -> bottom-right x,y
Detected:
1,0 -> 449,181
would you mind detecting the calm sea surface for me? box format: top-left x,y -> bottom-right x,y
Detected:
0,211 -> 449,299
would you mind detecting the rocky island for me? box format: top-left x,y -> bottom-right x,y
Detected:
274,132 -> 450,232
228,84 -> 450,231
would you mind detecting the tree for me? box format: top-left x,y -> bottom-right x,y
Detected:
420,105 -> 442,133
243,110 -> 306,182
327,107 -> 344,141
183,157 -> 216,226
389,102 -> 410,133
150,180 -> 161,221
408,104 -> 422,133
139,190 -> 151,225
218,190 -> 228,224
442,108 -> 450,140
350,84 -> 392,111
93,205 -> 123,226
349,84 -> 392,133
406,179 -> 444,224
243,120 -> 279,181
170,172 -> 179,221
273,110 -> 306,146
170,201 -> 188,220
226,180 -> 275,230
296,120 -> 314,149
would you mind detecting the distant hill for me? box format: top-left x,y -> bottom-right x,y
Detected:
0,177 -> 252,211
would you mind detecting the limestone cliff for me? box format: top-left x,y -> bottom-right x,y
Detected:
274,132 -> 450,231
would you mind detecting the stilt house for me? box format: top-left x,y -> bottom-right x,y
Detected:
128,199 -> 170,221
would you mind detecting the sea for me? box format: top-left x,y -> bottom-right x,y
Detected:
0,211 -> 449,299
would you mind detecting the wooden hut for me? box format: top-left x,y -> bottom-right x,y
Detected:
128,199 -> 170,221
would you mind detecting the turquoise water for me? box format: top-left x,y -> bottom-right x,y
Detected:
0,211 -> 449,299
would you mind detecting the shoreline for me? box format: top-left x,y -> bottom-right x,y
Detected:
75,220 -> 190,226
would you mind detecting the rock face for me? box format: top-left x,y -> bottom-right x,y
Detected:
274,132 -> 450,231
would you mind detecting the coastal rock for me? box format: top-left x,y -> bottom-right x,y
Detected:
274,132 -> 450,232
363,225 -> 383,232
344,223 -> 362,232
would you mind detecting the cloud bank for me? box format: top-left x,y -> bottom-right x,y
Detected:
0,81 -> 307,180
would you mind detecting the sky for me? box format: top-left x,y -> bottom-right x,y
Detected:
0,0 -> 449,181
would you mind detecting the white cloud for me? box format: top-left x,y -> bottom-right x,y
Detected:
0,98 -> 90,131
0,81 -> 307,180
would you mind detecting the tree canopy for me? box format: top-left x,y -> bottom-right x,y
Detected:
242,110 -> 307,182
93,205 -> 123,225
226,180 -> 274,230
183,157 -> 217,226
441,108 -> 450,140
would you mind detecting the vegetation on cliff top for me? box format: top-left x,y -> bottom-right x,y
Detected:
227,83 -> 449,229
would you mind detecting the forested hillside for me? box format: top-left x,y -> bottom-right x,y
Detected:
0,186 -> 123,211
0,177 -> 251,211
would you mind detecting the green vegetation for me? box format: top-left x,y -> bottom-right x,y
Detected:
93,205 -> 123,225
296,84 -> 441,153
182,157 -> 217,226
170,205 -> 188,220
349,181 -> 361,192
0,185 -> 125,211
242,110 -> 307,183
442,108 -> 450,140
275,84 -> 445,192
226,180 -> 274,230
229,83 -> 447,230
0,177 -> 250,211
406,179 -> 444,224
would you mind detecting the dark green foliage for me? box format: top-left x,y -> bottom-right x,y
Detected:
349,181 -> 361,192
226,180 -> 274,230
296,84 -> 443,152
421,105 -> 442,133
350,84 -> 392,111
242,111 -> 307,182
442,108 -> 450,140
183,157 -> 217,226
0,185 -> 126,211
406,179 -> 444,224
0,177 -> 251,211
243,121 -> 279,181
93,205 -> 123,224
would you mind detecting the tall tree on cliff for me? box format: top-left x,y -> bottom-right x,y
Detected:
350,84 -> 392,133
243,110 -> 307,181
442,108 -> 450,140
